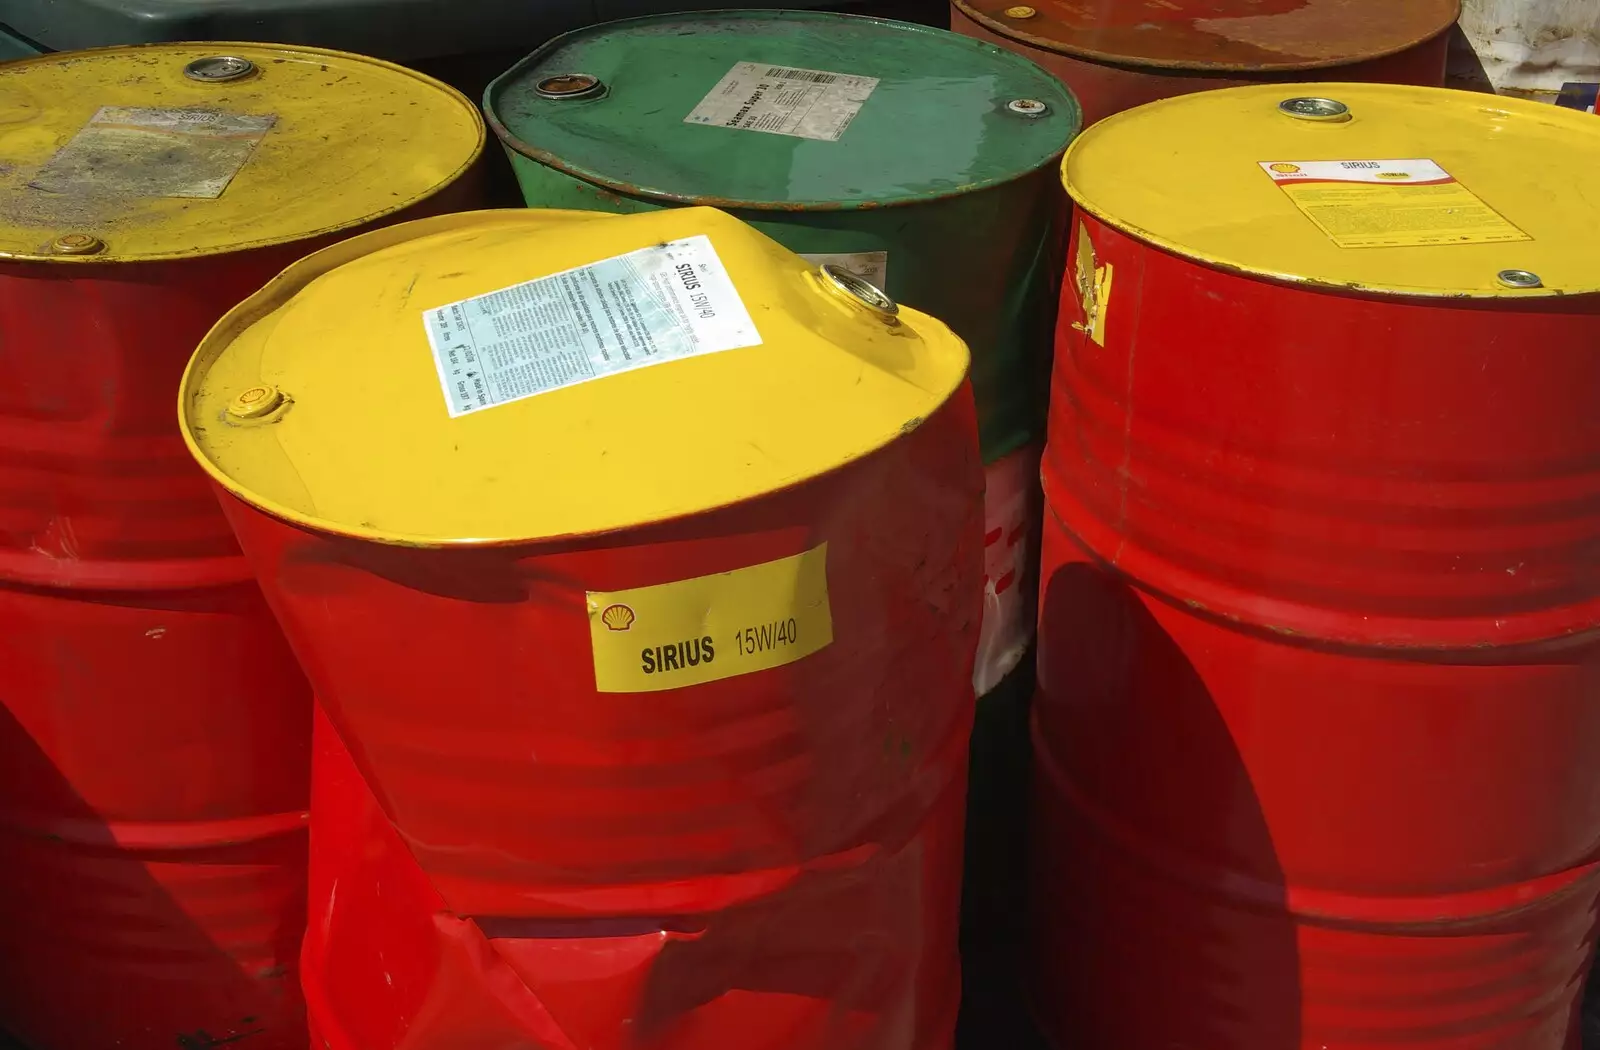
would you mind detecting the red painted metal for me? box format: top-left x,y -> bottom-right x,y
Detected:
215,390 -> 984,1050
0,144 -> 484,1044
1030,211 -> 1600,1049
948,5 -> 1452,128
0,250 -> 316,1050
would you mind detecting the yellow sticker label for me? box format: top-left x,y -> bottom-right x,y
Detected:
1072,222 -> 1114,347
586,543 -> 833,693
1260,158 -> 1531,249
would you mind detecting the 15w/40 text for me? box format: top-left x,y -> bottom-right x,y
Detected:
734,618 -> 799,656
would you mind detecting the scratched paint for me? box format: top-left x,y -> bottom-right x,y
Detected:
949,0 -> 1456,127
951,0 -> 1459,69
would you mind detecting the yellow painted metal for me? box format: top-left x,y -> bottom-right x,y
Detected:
0,43 -> 484,262
179,206 -> 971,546
1064,82 -> 1600,298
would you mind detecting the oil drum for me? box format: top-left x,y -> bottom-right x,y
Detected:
485,11 -> 1078,968
1034,82 -> 1600,1049
178,205 -> 984,1049
0,43 -> 483,1050
951,0 -> 1459,128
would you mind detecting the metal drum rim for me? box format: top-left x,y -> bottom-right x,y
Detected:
1042,497 -> 1600,654
0,41 -> 487,265
178,208 -> 973,550
1032,735 -> 1600,929
0,807 -> 310,849
484,8 -> 1083,213
0,548 -> 256,590
1060,83 -> 1600,301
948,0 -> 1461,74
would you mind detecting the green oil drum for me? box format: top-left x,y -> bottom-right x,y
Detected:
485,10 -> 1080,469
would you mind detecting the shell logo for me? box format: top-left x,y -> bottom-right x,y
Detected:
601,604 -> 636,632
1269,163 -> 1301,174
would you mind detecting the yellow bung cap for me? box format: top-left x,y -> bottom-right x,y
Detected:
1063,83 -> 1600,298
179,207 -> 971,545
0,43 -> 484,262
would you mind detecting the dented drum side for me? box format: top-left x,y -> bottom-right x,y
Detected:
221,391 -> 985,1050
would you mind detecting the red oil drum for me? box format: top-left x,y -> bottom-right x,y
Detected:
950,0 -> 1459,127
178,206 -> 984,1050
1033,83 -> 1600,1050
0,44 -> 482,1050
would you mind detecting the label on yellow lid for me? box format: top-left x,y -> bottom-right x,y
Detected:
422,235 -> 761,418
31,106 -> 277,200
1260,159 -> 1531,249
587,544 -> 833,693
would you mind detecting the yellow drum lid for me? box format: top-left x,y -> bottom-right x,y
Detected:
0,43 -> 484,263
179,206 -> 971,545
1064,83 -> 1600,298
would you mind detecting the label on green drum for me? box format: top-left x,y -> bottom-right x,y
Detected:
421,236 -> 761,418
684,62 -> 879,143
798,251 -> 888,288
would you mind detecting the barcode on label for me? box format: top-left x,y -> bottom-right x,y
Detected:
765,66 -> 837,84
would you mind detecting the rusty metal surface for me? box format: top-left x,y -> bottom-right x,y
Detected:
952,0 -> 1461,71
950,8 -> 1449,127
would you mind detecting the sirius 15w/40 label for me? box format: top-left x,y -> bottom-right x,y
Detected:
586,544 -> 833,694
684,62 -> 880,142
1259,159 -> 1530,249
422,236 -> 761,418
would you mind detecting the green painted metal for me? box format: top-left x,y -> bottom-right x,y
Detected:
487,10 -> 1081,464
0,23 -> 41,60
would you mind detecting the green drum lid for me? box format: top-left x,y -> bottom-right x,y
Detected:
486,10 -> 1081,209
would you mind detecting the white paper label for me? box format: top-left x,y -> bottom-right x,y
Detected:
422,236 -> 761,418
30,106 -> 277,199
798,251 -> 888,288
974,444 -> 1043,697
1260,158 -> 1454,185
684,62 -> 879,142
1258,158 -> 1530,249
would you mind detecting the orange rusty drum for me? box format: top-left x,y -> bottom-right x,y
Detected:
950,0 -> 1460,127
